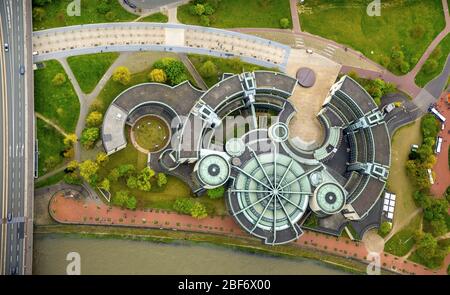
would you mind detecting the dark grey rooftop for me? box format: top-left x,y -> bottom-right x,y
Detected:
254,71 -> 297,95
339,77 -> 378,115
202,76 -> 243,110
371,123 -> 391,166
351,176 -> 386,217
113,82 -> 202,116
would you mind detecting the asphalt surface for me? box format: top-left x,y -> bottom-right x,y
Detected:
0,0 -> 33,275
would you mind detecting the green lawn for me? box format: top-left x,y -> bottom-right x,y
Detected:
33,0 -> 138,30
36,118 -> 66,177
188,54 -> 278,87
299,0 -> 446,75
35,171 -> 66,189
415,33 -> 450,87
97,129 -> 227,215
138,12 -> 168,23
178,0 -> 292,29
34,60 -> 80,133
384,213 -> 422,256
386,121 -> 421,228
67,52 -> 120,94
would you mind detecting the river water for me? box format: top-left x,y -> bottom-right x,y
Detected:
33,234 -> 346,275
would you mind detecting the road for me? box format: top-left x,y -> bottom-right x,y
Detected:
0,0 -> 34,275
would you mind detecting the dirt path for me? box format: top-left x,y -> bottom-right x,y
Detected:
384,208 -> 422,242
35,112 -> 69,137
180,53 -> 208,90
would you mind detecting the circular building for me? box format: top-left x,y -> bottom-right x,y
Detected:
310,182 -> 346,215
296,67 -> 316,88
228,152 -> 311,244
194,154 -> 231,189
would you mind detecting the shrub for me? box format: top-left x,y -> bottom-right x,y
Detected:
80,127 -> 100,149
148,68 -> 167,83
51,73 -> 66,86
63,133 -> 78,147
423,59 -> 438,74
152,58 -> 188,85
157,173 -> 167,187
112,66 -> 131,85
95,152 -> 109,166
207,186 -> 225,199
199,60 -> 217,78
191,202 -> 208,219
105,11 -> 116,22
204,4 -> 215,15
96,0 -> 111,14
279,18 -> 290,29
32,7 -> 46,22
79,160 -> 99,185
173,198 -> 195,214
85,111 -> 103,127
378,221 -> 392,237
194,4 -> 205,15
200,15 -> 210,26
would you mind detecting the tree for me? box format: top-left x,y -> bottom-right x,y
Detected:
190,202 -> 208,219
96,0 -> 111,14
52,73 -> 66,86
63,133 -> 78,147
80,127 -> 100,149
126,196 -> 137,210
126,176 -> 138,189
173,198 -> 194,214
79,160 -> 99,185
279,18 -> 290,29
113,190 -> 130,208
66,160 -> 79,172
194,4 -> 205,15
199,60 -> 217,78
429,218 -> 447,237
86,111 -> 103,127
44,156 -> 59,170
63,147 -> 74,158
148,68 -> 167,83
112,66 -> 131,85
378,221 -> 392,237
136,167 -> 155,192
99,178 -> 110,192
153,58 -> 187,85
117,164 -> 135,178
423,59 -> 438,74
95,152 -> 109,166
156,173 -> 167,187
200,15 -> 210,26
207,186 -> 225,199
421,114 -> 440,139
32,7 -> 46,22
415,232 -> 438,261
89,99 -> 104,112
64,172 -> 81,185
204,4 -> 215,15
423,198 -> 448,222
108,168 -> 120,182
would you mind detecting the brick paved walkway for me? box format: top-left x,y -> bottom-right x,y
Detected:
49,193 -> 449,275
430,92 -> 450,197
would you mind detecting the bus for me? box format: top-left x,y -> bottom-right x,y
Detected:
435,136 -> 443,154
429,107 -> 446,123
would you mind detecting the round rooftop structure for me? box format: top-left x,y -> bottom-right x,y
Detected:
312,182 -> 345,215
296,67 -> 316,88
230,153 -> 310,233
225,138 -> 246,157
196,154 -> 230,188
269,122 -> 289,143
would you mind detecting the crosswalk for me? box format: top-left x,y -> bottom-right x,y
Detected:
294,36 -> 304,49
321,43 -> 338,58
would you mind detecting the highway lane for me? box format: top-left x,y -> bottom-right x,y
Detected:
0,0 -> 27,275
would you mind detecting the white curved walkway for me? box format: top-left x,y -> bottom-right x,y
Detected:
32,23 -> 291,71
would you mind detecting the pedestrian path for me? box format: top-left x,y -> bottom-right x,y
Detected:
294,36 -> 304,49
48,192 -> 448,275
